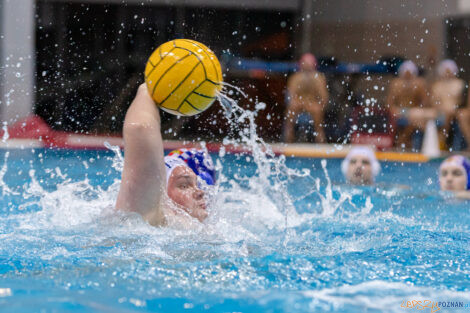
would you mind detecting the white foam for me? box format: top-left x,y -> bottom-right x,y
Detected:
303,280 -> 470,311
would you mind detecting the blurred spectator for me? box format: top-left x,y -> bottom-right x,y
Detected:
457,95 -> 470,151
386,60 -> 436,149
283,53 -> 328,143
430,60 -> 466,148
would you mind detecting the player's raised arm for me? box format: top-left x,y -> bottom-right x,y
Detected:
115,84 -> 167,226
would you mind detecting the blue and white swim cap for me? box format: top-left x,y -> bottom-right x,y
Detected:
439,155 -> 470,190
164,149 -> 216,187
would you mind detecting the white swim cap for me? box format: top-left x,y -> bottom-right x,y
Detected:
398,60 -> 418,77
437,59 -> 458,77
341,147 -> 381,179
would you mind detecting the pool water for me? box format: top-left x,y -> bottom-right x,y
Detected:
0,147 -> 469,312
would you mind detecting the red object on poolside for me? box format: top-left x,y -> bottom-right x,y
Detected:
0,115 -> 123,149
1,115 -> 53,139
0,115 -> 262,153
351,133 -> 394,150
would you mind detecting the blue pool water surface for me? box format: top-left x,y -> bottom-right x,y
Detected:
0,148 -> 469,312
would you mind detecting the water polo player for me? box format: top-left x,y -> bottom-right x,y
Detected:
164,148 -> 216,222
341,147 -> 381,185
439,155 -> 470,196
115,84 -> 216,226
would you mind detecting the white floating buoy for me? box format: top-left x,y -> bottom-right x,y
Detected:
421,120 -> 440,158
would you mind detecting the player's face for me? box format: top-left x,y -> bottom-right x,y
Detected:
442,67 -> 456,79
167,166 -> 207,222
299,55 -> 316,71
439,164 -> 467,191
346,155 -> 374,185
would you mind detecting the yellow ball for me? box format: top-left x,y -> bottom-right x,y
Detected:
144,39 -> 223,116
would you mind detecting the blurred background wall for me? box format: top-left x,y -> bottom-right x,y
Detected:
0,0 -> 35,125
0,0 -> 469,142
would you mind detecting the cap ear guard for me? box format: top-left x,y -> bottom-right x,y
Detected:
197,171 -> 215,187
464,159 -> 470,190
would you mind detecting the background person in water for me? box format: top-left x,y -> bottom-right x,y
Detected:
341,147 -> 381,185
115,84 -> 214,226
439,155 -> 470,199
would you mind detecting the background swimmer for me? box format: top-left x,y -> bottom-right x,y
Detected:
439,155 -> 470,199
341,147 -> 381,185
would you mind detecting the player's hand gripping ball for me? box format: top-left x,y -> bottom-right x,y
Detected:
144,39 -> 223,116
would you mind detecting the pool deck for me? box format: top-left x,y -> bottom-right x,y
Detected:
0,115 -> 464,162
0,135 -> 455,162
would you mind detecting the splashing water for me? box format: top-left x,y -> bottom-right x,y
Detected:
0,88 -> 469,312
2,122 -> 9,142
